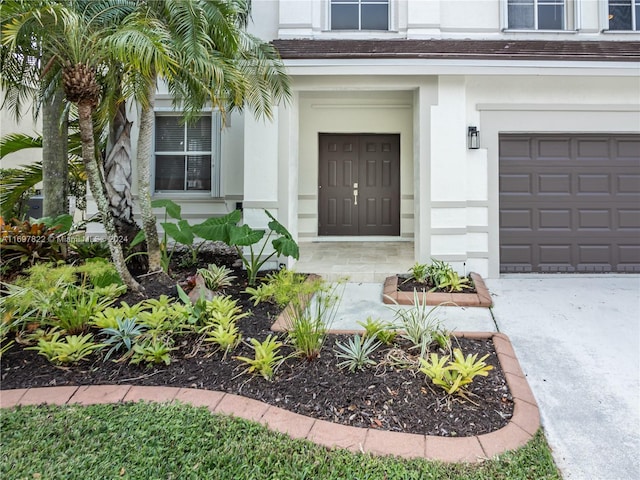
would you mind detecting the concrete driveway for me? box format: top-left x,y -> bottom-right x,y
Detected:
486,276 -> 640,480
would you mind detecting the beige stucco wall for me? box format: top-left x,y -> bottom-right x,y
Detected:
0,108 -> 42,170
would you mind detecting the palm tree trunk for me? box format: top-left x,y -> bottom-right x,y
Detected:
104,101 -> 147,275
42,85 -> 68,217
77,102 -> 142,293
137,84 -> 163,272
104,101 -> 136,236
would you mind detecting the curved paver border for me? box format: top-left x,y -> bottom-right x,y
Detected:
0,332 -> 538,463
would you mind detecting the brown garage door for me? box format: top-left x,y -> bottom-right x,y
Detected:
499,134 -> 640,273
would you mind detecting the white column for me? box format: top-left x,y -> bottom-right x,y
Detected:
413,83 -> 434,263
242,109 -> 279,252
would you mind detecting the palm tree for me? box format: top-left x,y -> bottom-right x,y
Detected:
2,1 -> 140,241
0,2 -> 69,218
131,0 -> 291,273
1,1 -> 173,292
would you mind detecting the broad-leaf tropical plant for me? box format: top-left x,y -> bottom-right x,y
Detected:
193,209 -> 299,285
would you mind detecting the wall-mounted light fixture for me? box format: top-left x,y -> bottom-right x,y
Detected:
468,126 -> 480,150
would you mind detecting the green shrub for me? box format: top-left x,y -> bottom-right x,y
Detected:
245,268 -> 311,307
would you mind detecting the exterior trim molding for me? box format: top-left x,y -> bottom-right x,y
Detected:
477,103 -> 640,112
243,201 -> 280,209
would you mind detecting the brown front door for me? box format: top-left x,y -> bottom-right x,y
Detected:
318,134 -> 400,236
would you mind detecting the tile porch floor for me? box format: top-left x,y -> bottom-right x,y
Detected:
293,241 -> 415,283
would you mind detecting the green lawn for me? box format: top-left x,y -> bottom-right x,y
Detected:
1,402 -> 560,479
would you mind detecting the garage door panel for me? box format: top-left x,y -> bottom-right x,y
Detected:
500,174 -> 532,194
538,209 -> 572,230
618,209 -> 640,229
500,244 -> 533,268
500,134 -> 640,273
577,244 -> 611,264
538,138 -> 571,160
501,209 -> 533,230
618,245 -> 640,267
539,174 -> 571,194
577,174 -> 610,194
616,139 -> 640,159
618,174 -> 640,194
500,138 -> 532,160
577,209 -> 611,230
539,244 -> 572,263
576,138 -> 610,160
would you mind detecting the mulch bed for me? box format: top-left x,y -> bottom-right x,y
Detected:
396,274 -> 478,294
1,248 -> 513,437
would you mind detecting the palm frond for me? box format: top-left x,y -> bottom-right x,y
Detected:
0,133 -> 42,158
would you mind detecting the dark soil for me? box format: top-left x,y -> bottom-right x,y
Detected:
396,274 -> 478,294
1,247 -> 513,437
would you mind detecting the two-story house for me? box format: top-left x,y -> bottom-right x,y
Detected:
85,0 -> 640,277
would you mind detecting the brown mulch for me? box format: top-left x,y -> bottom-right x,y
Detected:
396,274 -> 478,294
1,248 -> 513,437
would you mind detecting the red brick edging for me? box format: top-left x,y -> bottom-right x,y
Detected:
383,272 -> 493,307
0,332 -> 538,463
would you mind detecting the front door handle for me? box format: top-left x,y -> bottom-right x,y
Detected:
353,188 -> 358,206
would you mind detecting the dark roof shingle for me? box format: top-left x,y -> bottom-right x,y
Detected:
272,39 -> 640,62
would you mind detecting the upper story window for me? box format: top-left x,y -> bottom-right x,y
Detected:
331,0 -> 389,30
154,113 -> 221,195
608,0 -> 640,30
507,0 -> 565,30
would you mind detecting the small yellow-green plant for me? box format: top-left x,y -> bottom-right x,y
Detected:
419,348 -> 493,396
436,271 -> 472,293
407,262 -> 429,284
130,337 -> 176,366
202,322 -> 242,357
235,335 -> 284,381
26,331 -> 102,364
91,302 -> 145,330
245,268 -> 311,307
197,264 -> 236,292
357,317 -> 398,345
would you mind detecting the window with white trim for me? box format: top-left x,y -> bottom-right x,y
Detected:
154,113 -> 221,195
608,0 -> 640,30
330,0 -> 389,30
507,0 -> 566,30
